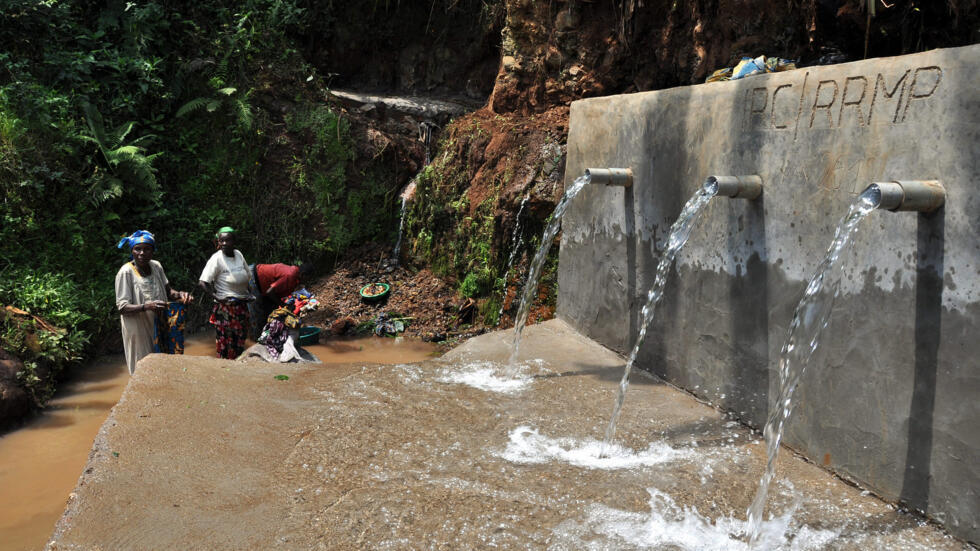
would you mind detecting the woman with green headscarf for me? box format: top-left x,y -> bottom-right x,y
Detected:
198,227 -> 253,359
115,230 -> 193,374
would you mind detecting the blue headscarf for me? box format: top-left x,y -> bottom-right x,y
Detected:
117,230 -> 156,250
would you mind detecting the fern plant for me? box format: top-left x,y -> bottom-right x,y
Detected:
176,81 -> 253,132
80,103 -> 161,206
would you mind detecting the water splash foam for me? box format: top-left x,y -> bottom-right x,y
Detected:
499,426 -> 693,469
436,361 -> 533,394
554,488 -> 839,550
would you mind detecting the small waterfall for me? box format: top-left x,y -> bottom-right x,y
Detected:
419,121 -> 436,165
746,186 -> 880,546
498,195 -> 530,325
509,174 -> 591,366
392,121 -> 435,263
393,196 -> 408,261
601,182 -> 718,451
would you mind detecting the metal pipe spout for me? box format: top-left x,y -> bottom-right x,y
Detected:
586,168 -> 633,187
703,175 -> 763,200
868,180 -> 945,212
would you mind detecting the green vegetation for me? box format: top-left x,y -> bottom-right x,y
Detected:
0,271 -> 93,404
0,0 -> 403,403
402,118 -> 561,328
404,129 -> 499,285
0,0 -> 514,411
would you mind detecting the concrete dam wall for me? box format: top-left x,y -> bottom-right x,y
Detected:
557,45 -> 979,542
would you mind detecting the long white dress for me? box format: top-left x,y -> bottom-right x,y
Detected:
115,260 -> 169,374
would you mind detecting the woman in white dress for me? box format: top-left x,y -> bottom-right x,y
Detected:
198,226 -> 253,359
114,230 -> 193,374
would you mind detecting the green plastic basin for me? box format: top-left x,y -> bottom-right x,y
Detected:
359,282 -> 390,301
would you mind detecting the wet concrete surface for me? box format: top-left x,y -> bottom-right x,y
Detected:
0,334 -> 436,551
47,321 -> 970,549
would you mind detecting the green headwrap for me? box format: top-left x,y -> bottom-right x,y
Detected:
215,226 -> 235,238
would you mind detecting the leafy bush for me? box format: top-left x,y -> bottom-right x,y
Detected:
0,269 -> 96,405
0,269 -> 95,330
480,295 -> 502,326
459,269 -> 492,298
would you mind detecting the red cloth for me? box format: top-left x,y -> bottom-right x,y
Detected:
255,264 -> 300,298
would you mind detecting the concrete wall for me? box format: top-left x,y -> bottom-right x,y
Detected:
558,46 -> 979,542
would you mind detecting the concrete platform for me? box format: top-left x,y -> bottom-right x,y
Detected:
48,321 -> 969,549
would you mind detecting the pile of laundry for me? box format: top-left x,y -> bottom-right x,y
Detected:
706,55 -> 797,83
258,306 -> 302,361
240,289 -> 321,363
373,312 -> 410,337
283,288 -> 319,315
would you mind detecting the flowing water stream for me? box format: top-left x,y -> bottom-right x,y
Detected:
393,196 -> 408,261
498,195 -> 529,324
24,301 -> 961,549
509,174 -> 590,366
746,186 -> 881,546
602,181 -> 719,451
0,352 -> 131,551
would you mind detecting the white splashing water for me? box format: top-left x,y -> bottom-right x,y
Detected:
602,181 -> 718,451
509,174 -> 591,367
746,185 -> 881,546
436,361 -> 533,394
499,426 -> 693,469
554,488 -> 840,551
391,363 -> 424,385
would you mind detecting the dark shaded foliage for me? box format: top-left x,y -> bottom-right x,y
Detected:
0,0 -> 389,398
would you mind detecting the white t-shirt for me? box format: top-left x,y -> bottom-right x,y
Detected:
199,250 -> 251,300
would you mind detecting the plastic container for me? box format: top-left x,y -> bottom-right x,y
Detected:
298,326 -> 321,346
359,282 -> 390,301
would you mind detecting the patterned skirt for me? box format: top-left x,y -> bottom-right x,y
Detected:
209,301 -> 249,359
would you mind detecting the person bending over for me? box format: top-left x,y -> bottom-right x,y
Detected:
248,262 -> 313,339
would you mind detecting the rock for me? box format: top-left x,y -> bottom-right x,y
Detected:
555,9 -> 579,32
330,317 -> 356,336
0,349 -> 32,431
458,298 -> 476,324
545,78 -> 561,95
544,46 -> 565,70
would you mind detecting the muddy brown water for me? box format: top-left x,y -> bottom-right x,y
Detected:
0,333 -> 437,551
